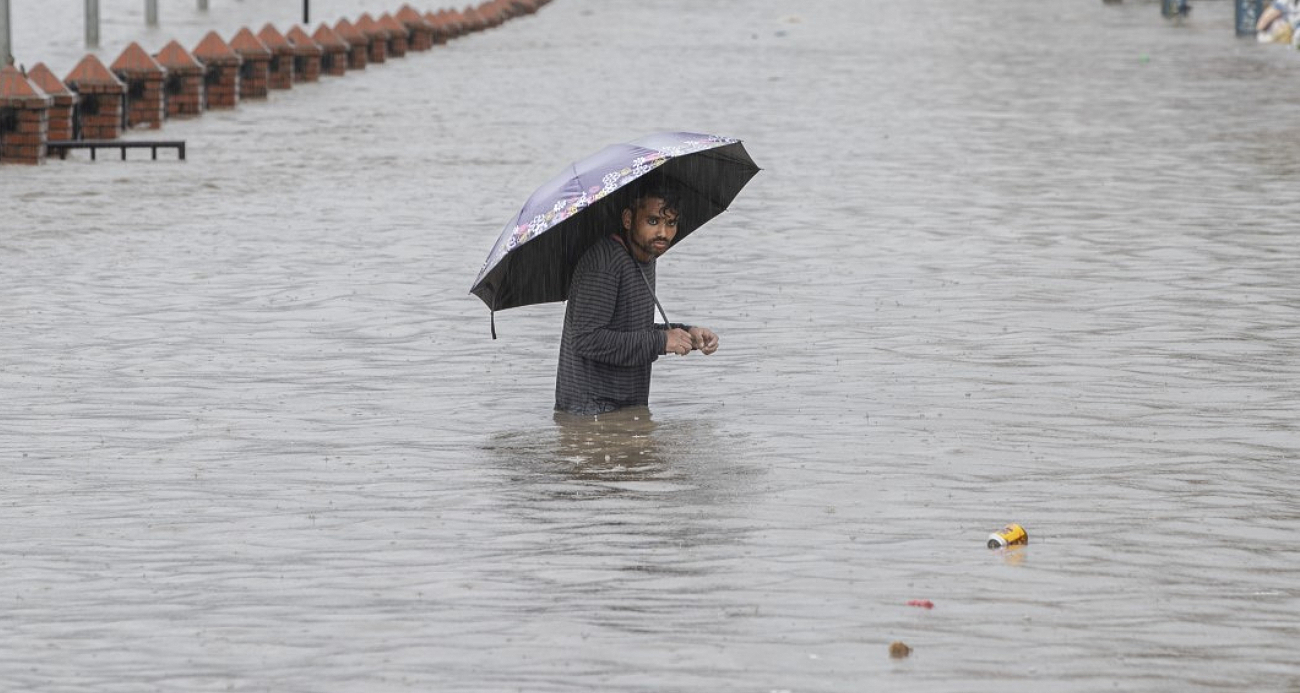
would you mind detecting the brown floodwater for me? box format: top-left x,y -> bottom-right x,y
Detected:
3,0 -> 1299,691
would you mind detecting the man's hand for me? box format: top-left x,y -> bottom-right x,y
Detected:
688,327 -> 719,355
665,328 -> 693,356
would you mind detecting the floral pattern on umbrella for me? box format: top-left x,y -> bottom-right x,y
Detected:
471,132 -> 760,317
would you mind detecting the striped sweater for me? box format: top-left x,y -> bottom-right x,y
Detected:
555,236 -> 680,415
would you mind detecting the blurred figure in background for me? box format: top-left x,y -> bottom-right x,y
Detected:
1257,0 -> 1300,44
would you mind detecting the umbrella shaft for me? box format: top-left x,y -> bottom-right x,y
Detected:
635,265 -> 671,327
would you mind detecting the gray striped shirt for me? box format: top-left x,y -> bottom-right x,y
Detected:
554,236 -> 673,415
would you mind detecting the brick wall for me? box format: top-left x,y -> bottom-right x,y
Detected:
119,73 -> 166,129
294,54 -> 322,82
322,47 -> 347,76
407,25 -> 433,52
47,94 -> 76,141
24,65 -> 76,142
78,89 -> 123,140
203,63 -> 239,109
357,16 -> 389,64
348,43 -> 368,70
395,7 -> 434,51
1,103 -> 50,164
238,56 -> 271,99
285,28 -> 324,83
268,50 -> 295,90
164,71 -> 203,117
380,16 -> 409,58
367,36 -> 388,64
425,14 -> 451,45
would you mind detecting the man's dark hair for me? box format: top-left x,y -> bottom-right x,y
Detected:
626,176 -> 683,220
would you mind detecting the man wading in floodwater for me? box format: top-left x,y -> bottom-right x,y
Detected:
554,182 -> 720,415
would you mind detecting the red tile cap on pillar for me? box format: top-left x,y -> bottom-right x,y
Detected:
0,65 -> 52,106
334,19 -> 367,47
155,40 -> 204,74
478,0 -> 503,25
461,6 -> 484,31
111,42 -> 165,77
230,27 -> 272,58
286,26 -> 324,55
446,10 -> 468,35
380,14 -> 410,39
397,5 -> 433,29
356,13 -> 390,40
257,24 -> 294,52
425,10 -> 451,37
26,63 -> 74,98
311,23 -> 349,51
193,31 -> 243,65
64,54 -> 127,91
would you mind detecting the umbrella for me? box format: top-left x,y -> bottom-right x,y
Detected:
470,131 -> 760,333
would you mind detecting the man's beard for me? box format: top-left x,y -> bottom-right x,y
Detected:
634,236 -> 670,259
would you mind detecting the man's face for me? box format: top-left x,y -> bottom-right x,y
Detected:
622,196 -> 679,263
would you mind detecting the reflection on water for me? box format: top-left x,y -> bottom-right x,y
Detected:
993,545 -> 1028,568
469,410 -> 769,677
549,407 -> 664,470
484,408 -> 762,540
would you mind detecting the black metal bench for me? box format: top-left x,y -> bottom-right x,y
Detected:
46,140 -> 187,161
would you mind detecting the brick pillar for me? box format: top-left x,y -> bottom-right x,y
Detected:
79,88 -> 124,139
357,14 -> 389,64
238,56 -> 270,99
461,7 -> 485,34
285,26 -> 323,82
424,12 -> 446,45
428,11 -> 459,42
26,63 -> 78,142
205,63 -> 240,108
125,73 -> 165,129
397,6 -> 434,51
335,19 -> 368,70
230,28 -> 271,100
0,66 -> 53,165
111,42 -> 166,130
432,11 -> 452,41
380,14 -> 410,58
1,104 -> 50,165
193,31 -> 242,109
479,1 -> 505,28
64,54 -> 127,140
257,25 -> 296,90
311,24 -> 349,76
154,40 -> 204,118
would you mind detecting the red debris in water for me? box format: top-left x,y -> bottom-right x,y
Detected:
906,600 -> 934,609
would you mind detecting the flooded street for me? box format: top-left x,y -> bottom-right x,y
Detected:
3,0 -> 1299,690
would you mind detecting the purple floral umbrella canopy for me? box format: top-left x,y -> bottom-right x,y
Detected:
470,132 -> 760,319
